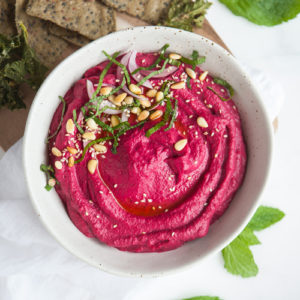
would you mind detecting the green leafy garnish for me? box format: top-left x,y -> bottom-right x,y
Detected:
146,98 -> 173,137
92,117 -> 114,134
40,164 -> 58,191
163,0 -> 212,31
0,22 -> 47,110
75,136 -> 114,164
182,297 -> 222,300
103,50 -> 131,85
46,96 -> 66,143
222,205 -> 285,278
137,58 -> 169,86
213,77 -> 234,97
180,51 -> 206,69
73,109 -> 84,134
132,44 -> 170,75
219,0 -> 300,26
92,51 -> 120,98
207,86 -> 231,102
165,99 -> 178,131
186,77 -> 192,89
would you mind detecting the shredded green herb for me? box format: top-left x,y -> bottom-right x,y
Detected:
181,53 -> 206,69
207,86 -> 231,102
40,164 -> 58,191
146,98 -> 173,137
213,77 -> 234,97
137,58 -> 169,86
186,77 -> 192,89
102,50 -> 131,85
73,109 -> 85,134
92,51 -> 120,98
46,96 -> 66,143
75,136 -> 114,164
132,44 -> 170,75
92,117 -> 114,134
165,99 -> 178,131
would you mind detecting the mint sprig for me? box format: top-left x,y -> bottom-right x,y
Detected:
222,205 -> 285,278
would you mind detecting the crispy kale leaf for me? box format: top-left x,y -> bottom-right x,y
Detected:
0,23 -> 47,110
163,0 -> 212,31
219,0 -> 300,26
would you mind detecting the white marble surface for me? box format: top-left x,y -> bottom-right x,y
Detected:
1,3 -> 300,299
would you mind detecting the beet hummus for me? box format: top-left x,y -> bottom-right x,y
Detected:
46,45 -> 247,253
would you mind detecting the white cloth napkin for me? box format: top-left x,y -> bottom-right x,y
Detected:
0,66 -> 284,300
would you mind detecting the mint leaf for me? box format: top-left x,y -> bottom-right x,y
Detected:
183,297 -> 222,300
222,234 -> 258,278
222,205 -> 284,278
163,0 -> 212,31
213,77 -> 234,97
219,0 -> 300,26
247,206 -> 285,231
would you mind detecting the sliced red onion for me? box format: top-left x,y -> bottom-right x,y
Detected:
86,79 -> 95,100
121,110 -> 129,122
99,100 -> 122,114
94,83 -> 115,88
128,50 -> 153,89
77,111 -> 84,124
140,65 -> 178,78
121,84 -> 146,100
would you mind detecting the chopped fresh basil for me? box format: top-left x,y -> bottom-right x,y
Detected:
207,86 -> 231,102
132,44 -> 170,75
46,96 -> 66,143
137,58 -> 170,86
40,163 -> 58,191
72,109 -> 84,134
165,99 -> 178,131
213,77 -> 234,97
103,50 -> 131,85
180,53 -> 206,69
186,77 -> 192,89
92,51 -> 119,98
92,117 -> 114,134
75,136 -> 114,164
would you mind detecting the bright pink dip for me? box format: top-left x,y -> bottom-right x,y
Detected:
48,52 -> 247,252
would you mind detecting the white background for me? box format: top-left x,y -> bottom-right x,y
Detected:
1,1 -> 300,299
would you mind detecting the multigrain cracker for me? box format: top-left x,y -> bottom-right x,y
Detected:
48,23 -> 91,47
101,0 -> 171,23
26,0 -> 116,40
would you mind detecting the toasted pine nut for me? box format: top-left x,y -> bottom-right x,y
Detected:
86,118 -> 98,130
140,98 -> 151,108
171,81 -> 185,90
131,107 -> 141,115
124,96 -> 134,105
155,91 -> 164,102
87,159 -> 97,174
108,95 -> 115,102
150,110 -> 163,120
82,132 -> 96,140
48,178 -> 56,187
199,71 -> 209,81
55,161 -> 63,170
68,156 -> 74,168
174,139 -> 188,151
66,119 -> 75,134
111,115 -> 120,127
67,146 -> 78,154
51,147 -> 62,157
100,86 -> 112,96
185,67 -> 196,79
93,144 -> 107,153
197,117 -> 208,128
138,110 -> 150,121
129,84 -> 142,95
146,89 -> 157,98
114,93 -> 127,104
169,53 -> 182,60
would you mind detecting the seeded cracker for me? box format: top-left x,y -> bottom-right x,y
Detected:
26,0 -> 116,40
15,0 -> 68,68
101,0 -> 171,24
0,0 -> 17,36
47,23 -> 91,47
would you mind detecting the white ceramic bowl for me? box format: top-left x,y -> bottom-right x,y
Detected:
23,26 -> 273,277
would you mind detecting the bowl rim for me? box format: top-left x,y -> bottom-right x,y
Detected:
23,25 -> 274,277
